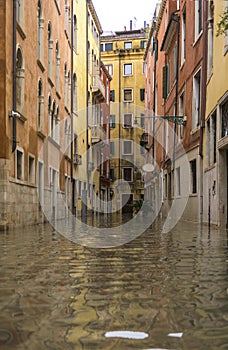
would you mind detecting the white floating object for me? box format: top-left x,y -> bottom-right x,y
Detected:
105,331 -> 148,339
168,332 -> 183,338
143,348 -> 171,350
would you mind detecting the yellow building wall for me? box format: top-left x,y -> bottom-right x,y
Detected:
206,0 -> 228,117
101,33 -> 146,208
73,0 -> 87,191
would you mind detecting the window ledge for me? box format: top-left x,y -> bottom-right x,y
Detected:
48,136 -> 60,149
16,23 -> 26,40
48,77 -> 54,88
37,59 -> 45,72
193,31 -> 203,47
37,130 -> 46,140
54,0 -> 61,15
190,125 -> 200,135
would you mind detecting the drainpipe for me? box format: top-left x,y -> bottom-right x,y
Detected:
12,0 -> 17,152
199,0 -> 208,225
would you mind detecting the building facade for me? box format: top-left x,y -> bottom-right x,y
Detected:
101,28 -> 147,213
204,0 -> 228,227
0,0 -> 73,229
144,0 -> 208,226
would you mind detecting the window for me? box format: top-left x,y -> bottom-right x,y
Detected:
192,70 -> 201,129
28,155 -> 35,183
124,42 -> 132,50
178,92 -> 184,142
64,2 -> 71,38
105,64 -> 113,76
140,40 -> 147,49
56,41 -> 60,92
73,14 -> 77,52
48,22 -> 53,79
123,114 -> 133,128
110,141 -> 115,156
140,113 -> 145,129
110,168 -> 115,182
16,148 -> 24,180
72,73 -> 78,114
123,140 -> 133,155
100,43 -> 113,51
162,64 -> 170,99
16,0 -> 24,25
190,159 -> 197,194
195,0 -> 202,39
110,114 -> 115,128
140,88 -> 145,101
173,44 -> 177,82
221,100 -> 228,137
123,89 -> 133,102
176,167 -> 181,196
123,63 -> 132,76
110,90 -> 115,102
123,167 -> 133,182
38,161 -> 44,206
181,6 -> 186,64
207,1 -> 214,77
37,0 -> 44,62
38,79 -> 44,131
16,47 -> 24,114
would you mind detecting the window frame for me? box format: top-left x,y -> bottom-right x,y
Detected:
122,140 -> 133,155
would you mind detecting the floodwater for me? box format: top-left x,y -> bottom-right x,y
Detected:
0,215 -> 228,350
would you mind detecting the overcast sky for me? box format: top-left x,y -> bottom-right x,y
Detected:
92,0 -> 157,33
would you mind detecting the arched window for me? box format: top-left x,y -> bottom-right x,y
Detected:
38,78 -> 44,131
72,73 -> 78,114
56,41 -> 60,92
48,22 -> 53,79
73,14 -> 77,52
38,0 -> 44,62
16,47 -> 24,114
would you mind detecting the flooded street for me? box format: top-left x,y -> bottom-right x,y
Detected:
0,216 -> 228,350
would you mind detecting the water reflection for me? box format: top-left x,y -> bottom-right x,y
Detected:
0,217 -> 227,349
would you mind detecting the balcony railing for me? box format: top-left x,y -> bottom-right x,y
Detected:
92,75 -> 105,100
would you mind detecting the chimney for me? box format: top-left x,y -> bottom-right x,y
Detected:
130,20 -> 132,30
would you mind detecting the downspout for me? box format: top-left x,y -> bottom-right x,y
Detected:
12,0 -> 17,152
199,0 -> 208,225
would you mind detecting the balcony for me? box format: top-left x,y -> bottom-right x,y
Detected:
92,75 -> 105,101
91,125 -> 106,144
